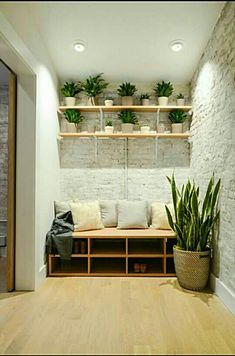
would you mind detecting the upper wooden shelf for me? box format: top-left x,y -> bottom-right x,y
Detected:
59,132 -> 190,139
58,105 -> 192,113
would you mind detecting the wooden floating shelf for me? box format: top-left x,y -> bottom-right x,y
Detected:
59,132 -> 190,139
59,105 -> 192,113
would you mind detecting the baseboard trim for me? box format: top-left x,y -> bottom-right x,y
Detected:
210,273 -> 235,315
35,264 -> 47,289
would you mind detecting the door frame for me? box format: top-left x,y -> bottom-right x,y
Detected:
0,60 -> 17,291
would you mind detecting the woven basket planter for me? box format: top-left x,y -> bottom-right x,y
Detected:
173,247 -> 210,291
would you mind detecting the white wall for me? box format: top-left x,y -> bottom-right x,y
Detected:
190,2 -> 235,313
0,4 -> 60,289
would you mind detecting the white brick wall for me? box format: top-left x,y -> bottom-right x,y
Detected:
0,85 -> 8,221
190,2 -> 235,293
60,83 -> 191,204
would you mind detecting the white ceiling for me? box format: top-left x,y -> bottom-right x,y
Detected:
28,1 -> 224,84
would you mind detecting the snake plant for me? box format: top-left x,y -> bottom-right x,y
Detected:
165,174 -> 221,252
177,93 -> 184,99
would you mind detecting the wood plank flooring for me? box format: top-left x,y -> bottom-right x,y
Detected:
0,277 -> 235,355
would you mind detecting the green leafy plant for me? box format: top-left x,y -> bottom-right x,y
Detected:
118,110 -> 138,124
105,120 -> 113,127
169,109 -> 187,123
165,174 -> 221,252
82,73 -> 108,98
154,80 -> 174,97
64,109 -> 84,125
177,93 -> 184,99
117,82 -> 137,97
139,93 -> 150,100
61,81 -> 82,97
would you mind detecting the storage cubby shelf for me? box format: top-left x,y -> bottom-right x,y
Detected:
48,229 -> 177,277
59,105 -> 192,113
59,132 -> 190,139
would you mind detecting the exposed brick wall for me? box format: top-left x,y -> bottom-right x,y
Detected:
60,83 -> 191,204
0,85 -> 8,221
190,2 -> 235,293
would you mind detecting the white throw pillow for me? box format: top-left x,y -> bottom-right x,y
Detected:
70,201 -> 104,231
151,202 -> 175,230
54,200 -> 73,217
99,200 -> 117,227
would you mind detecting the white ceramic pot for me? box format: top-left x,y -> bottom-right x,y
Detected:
157,123 -> 165,133
158,97 -> 168,106
121,123 -> 134,133
142,99 -> 150,106
105,126 -> 114,134
172,123 -> 183,133
65,97 -> 76,106
104,100 -> 113,106
177,98 -> 185,106
140,126 -> 150,134
121,96 -> 133,106
88,97 -> 98,106
66,122 -> 77,133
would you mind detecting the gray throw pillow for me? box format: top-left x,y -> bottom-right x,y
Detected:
117,200 -> 148,229
99,200 -> 117,227
54,200 -> 73,217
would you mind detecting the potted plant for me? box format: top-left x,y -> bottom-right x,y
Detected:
61,81 -> 82,106
104,97 -> 114,106
104,120 -> 114,134
139,93 -> 151,106
63,109 -> 84,132
117,82 -> 137,106
165,174 -> 221,291
168,109 -> 187,133
82,73 -> 108,106
118,110 -> 138,133
154,80 -> 173,106
176,93 -> 185,106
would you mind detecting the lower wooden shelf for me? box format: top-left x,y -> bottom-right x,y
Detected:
48,231 -> 176,277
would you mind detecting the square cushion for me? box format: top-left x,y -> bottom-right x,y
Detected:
70,201 -> 104,231
54,200 -> 73,217
99,200 -> 117,227
117,200 -> 148,229
151,202 -> 175,230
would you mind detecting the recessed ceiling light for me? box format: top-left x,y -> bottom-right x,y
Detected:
169,40 -> 184,52
73,41 -> 86,52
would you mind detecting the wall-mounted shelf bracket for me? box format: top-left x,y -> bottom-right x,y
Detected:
99,108 -> 104,131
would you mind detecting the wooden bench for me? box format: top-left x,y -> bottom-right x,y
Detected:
48,228 -> 176,277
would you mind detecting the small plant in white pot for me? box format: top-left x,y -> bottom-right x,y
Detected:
61,81 -> 82,106
165,174 -> 221,291
176,93 -> 185,106
64,109 -> 84,133
139,93 -> 151,106
117,82 -> 137,106
118,110 -> 138,133
168,109 -> 187,133
105,120 -> 114,134
82,73 -> 108,106
154,80 -> 173,106
104,97 -> 114,106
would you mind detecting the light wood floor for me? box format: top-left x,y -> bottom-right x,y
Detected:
0,277 -> 235,355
